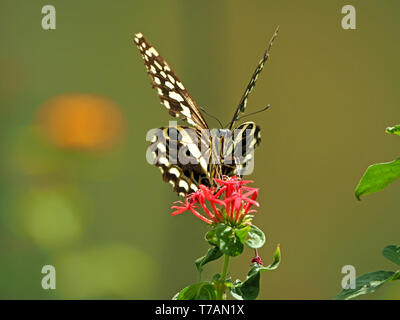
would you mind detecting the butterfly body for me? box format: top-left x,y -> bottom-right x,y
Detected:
134,29 -> 278,196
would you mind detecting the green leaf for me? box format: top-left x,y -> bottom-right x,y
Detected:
195,247 -> 223,277
230,264 -> 270,300
235,225 -> 250,244
334,270 -> 398,300
392,271 -> 400,281
245,225 -> 266,249
176,281 -> 218,300
264,244 -> 281,270
205,229 -> 218,246
230,275 -> 259,300
230,245 -> 281,300
215,223 -> 244,257
172,292 -> 179,300
382,245 -> 400,267
355,158 -> 400,200
386,125 -> 400,136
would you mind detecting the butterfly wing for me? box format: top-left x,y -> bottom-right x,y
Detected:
148,126 -> 212,196
228,26 -> 279,130
222,121 -> 261,176
134,33 -> 209,130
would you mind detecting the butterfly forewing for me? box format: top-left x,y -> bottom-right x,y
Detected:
134,33 -> 209,129
228,26 -> 279,130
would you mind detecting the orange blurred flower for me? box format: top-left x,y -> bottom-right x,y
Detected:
37,94 -> 125,150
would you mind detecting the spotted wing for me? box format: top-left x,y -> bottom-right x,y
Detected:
222,121 -> 261,176
134,33 -> 209,129
228,26 -> 279,130
148,126 -> 213,196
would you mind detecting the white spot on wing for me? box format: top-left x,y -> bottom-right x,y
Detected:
169,168 -> 180,177
148,47 -> 159,56
169,91 -> 184,102
154,61 -> 162,70
165,81 -> 174,89
167,75 -> 175,83
179,180 -> 189,191
163,100 -> 170,109
180,105 -> 191,118
187,118 -> 196,126
176,81 -> 185,90
188,144 -> 201,158
157,143 -> 166,153
159,157 -> 169,166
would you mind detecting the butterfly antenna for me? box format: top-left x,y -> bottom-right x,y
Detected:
200,106 -> 224,128
224,104 -> 270,126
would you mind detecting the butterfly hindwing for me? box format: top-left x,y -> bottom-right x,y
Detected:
148,126 -> 212,196
222,122 -> 261,176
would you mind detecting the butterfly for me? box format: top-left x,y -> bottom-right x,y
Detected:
134,27 -> 279,196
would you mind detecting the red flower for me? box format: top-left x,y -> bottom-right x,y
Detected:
170,176 -> 260,225
171,193 -> 214,224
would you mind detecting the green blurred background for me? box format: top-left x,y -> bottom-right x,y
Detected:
1,0 -> 399,299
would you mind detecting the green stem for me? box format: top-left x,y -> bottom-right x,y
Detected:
217,254 -> 230,300
221,254 -> 230,280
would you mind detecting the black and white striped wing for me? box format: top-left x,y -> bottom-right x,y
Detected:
228,26 -> 279,130
148,126 -> 212,196
222,121 -> 261,176
134,33 -> 209,130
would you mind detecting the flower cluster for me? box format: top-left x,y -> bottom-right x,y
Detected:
171,176 -> 259,225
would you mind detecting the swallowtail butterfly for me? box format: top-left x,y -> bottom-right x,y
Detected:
134,27 -> 279,196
